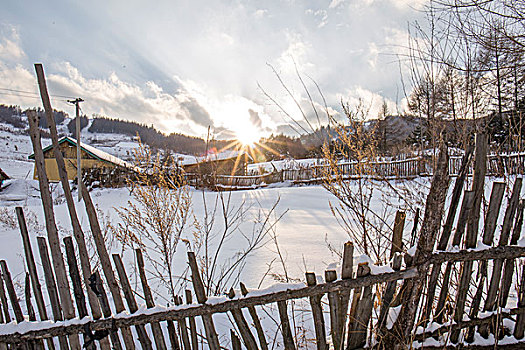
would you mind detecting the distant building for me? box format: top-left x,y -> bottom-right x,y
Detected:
181,150 -> 252,176
29,136 -> 135,182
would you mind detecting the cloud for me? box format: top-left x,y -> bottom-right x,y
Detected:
0,26 -> 24,63
248,109 -> 262,127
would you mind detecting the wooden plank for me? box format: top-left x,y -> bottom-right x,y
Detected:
135,249 -> 167,350
37,237 -> 69,350
174,296 -> 191,350
305,273 -> 327,350
16,207 -> 48,322
112,254 -> 153,350
80,184 -> 135,350
391,211 -> 406,258
27,110 -> 80,349
324,270 -> 341,350
187,252 -> 220,350
434,190 -> 475,324
230,330 -> 242,350
277,300 -> 296,350
25,273 -> 47,350
450,134 -> 487,344
347,263 -> 373,349
64,237 -> 88,319
424,148 -> 473,324
338,241 -> 354,348
227,288 -> 259,350
0,260 -> 24,323
166,320 -> 181,350
184,290 -> 199,350
34,64 -> 103,327
465,183 -> 505,343
499,200 -> 525,308
64,237 -> 99,350
0,263 -> 10,324
239,283 -> 268,350
90,271 -> 123,350
485,178 -> 523,312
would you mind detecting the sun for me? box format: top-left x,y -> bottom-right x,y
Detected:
235,125 -> 260,147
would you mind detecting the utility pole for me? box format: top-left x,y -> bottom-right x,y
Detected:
67,98 -> 84,201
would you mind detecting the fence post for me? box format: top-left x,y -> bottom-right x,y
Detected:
324,270 -> 341,350
135,249 -> 167,350
187,252 -> 221,350
112,254 -> 153,350
184,290 -> 200,350
305,273 -> 328,350
277,300 -> 296,350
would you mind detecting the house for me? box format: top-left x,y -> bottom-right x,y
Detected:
29,136 -> 135,182
181,149 -> 252,176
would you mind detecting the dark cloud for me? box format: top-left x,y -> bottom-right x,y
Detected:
248,109 -> 262,127
179,97 -> 214,128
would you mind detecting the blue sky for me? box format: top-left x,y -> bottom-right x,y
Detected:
1,0 -> 426,139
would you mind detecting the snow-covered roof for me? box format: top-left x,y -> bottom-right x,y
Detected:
29,136 -> 137,170
180,150 -> 251,167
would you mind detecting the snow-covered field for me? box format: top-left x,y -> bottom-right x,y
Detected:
2,122 -> 525,348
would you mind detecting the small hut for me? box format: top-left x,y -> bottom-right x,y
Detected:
29,136 -> 135,182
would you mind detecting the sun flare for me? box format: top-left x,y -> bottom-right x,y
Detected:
235,125 -> 260,147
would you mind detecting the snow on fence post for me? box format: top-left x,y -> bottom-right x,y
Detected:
305,272 -> 328,350
239,282 -> 268,350
187,251 -> 221,349
184,290 -> 200,350
226,288 -> 259,349
112,254 -> 153,349
135,249 -> 168,350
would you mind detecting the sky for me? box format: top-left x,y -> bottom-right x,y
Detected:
1,0 -> 427,140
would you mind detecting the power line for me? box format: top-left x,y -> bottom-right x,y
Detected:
0,87 -> 77,100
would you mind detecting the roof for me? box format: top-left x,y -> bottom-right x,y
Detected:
0,168 -> 8,180
180,150 -> 252,167
28,136 -> 136,170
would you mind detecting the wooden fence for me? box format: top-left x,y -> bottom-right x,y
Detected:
184,152 -> 525,190
2,188 -> 525,349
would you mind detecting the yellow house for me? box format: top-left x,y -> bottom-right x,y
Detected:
29,136 -> 134,182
